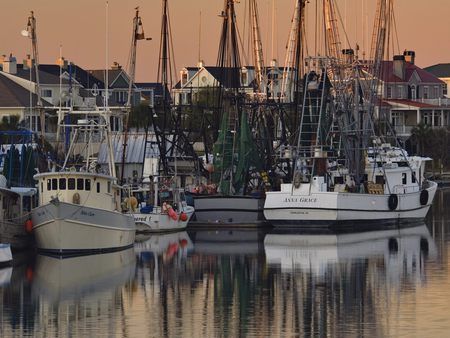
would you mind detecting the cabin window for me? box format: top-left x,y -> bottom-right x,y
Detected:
77,178 -> 84,190
107,182 -> 111,193
412,172 -> 417,183
41,182 -> 43,192
52,178 -> 58,190
85,179 -> 91,191
376,176 -> 385,185
97,182 -> 101,193
402,173 -> 407,184
59,178 -> 66,190
47,179 -> 51,191
68,178 -> 76,190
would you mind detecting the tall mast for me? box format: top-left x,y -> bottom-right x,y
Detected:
249,0 -> 265,94
24,11 -> 44,144
281,0 -> 306,103
120,7 -> 149,184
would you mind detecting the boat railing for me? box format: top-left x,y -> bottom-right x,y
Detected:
392,185 -> 419,194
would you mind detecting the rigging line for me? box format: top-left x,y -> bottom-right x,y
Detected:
391,2 -> 401,55
333,0 -> 352,52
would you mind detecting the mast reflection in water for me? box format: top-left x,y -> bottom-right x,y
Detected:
1,189 -> 450,337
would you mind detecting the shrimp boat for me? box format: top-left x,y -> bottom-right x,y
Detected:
31,108 -> 136,254
263,55 -> 438,227
125,177 -> 194,233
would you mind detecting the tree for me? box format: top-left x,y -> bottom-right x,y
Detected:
410,122 -> 431,155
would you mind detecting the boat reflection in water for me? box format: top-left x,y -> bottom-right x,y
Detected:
265,224 -> 436,277
0,266 -> 12,286
188,228 -> 266,255
32,248 -> 136,302
135,230 -> 193,261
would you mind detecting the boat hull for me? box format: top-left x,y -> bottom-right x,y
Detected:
192,195 -> 266,225
264,182 -> 438,227
133,206 -> 195,233
31,202 -> 136,254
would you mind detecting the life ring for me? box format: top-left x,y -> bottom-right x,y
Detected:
388,194 -> 398,210
419,189 -> 429,206
73,192 -> 81,205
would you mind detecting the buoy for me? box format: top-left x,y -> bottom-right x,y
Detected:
24,219 -> 33,233
129,196 -> 138,211
179,212 -> 188,222
168,208 -> 177,220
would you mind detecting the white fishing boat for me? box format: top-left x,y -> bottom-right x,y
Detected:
31,109 -> 136,254
126,178 -> 194,233
264,54 -> 438,227
264,145 -> 438,226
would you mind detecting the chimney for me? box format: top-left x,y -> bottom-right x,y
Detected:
111,61 -> 121,70
56,56 -> 68,69
3,54 -> 17,74
270,59 -> 279,68
403,50 -> 415,64
197,60 -> 204,68
342,49 -> 355,64
23,54 -> 34,70
393,55 -> 406,80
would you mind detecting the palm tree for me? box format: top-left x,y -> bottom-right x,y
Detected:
410,122 -> 431,155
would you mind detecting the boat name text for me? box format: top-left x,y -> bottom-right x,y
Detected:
283,197 -> 317,203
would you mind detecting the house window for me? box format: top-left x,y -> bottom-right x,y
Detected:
397,86 -> 403,99
387,86 -> 392,99
41,89 -> 52,97
411,85 -> 417,100
443,84 -> 448,96
434,86 -> 440,98
423,86 -> 429,99
422,111 -> 432,125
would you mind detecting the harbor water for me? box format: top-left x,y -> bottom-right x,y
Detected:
1,189 -> 450,338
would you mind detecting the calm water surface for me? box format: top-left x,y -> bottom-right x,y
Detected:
1,189 -> 450,338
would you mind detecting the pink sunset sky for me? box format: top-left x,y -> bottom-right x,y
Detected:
1,0 -> 449,82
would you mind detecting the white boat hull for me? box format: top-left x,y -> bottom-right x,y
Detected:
133,206 -> 195,233
32,202 -> 136,254
192,195 -> 266,225
264,182 -> 438,227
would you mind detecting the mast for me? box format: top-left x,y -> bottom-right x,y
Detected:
120,7 -> 149,184
249,0 -> 265,94
24,11 -> 45,145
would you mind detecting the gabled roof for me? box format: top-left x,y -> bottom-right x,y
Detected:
379,61 -> 444,84
0,73 -> 51,107
88,69 -> 129,88
424,63 -> 450,78
39,64 -> 105,90
4,64 -> 70,86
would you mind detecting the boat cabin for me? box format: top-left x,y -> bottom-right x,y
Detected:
35,172 -> 120,211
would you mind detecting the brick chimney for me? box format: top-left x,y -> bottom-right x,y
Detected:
56,56 -> 68,69
403,50 -> 415,64
23,54 -> 34,70
393,55 -> 406,80
111,61 -> 121,70
3,54 -> 17,74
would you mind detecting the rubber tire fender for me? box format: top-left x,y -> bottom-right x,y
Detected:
420,189 -> 429,206
388,194 -> 398,210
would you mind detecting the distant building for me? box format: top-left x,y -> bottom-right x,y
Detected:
375,51 -> 450,137
423,63 -> 450,98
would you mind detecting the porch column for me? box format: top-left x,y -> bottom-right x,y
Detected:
416,108 -> 420,124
